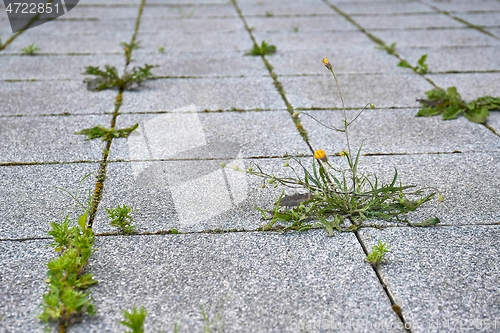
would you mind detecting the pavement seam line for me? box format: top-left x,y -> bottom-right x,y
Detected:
322,0 -> 500,138
230,0 -> 313,150
417,0 -> 500,40
87,0 -> 146,228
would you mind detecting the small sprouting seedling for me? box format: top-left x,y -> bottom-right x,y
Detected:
398,54 -> 428,74
293,26 -> 299,32
39,174 -> 97,332
178,7 -> 195,18
106,205 -> 138,235
20,43 -> 40,55
75,124 -> 139,141
417,86 -> 500,123
84,64 -> 156,91
120,306 -> 147,333
201,305 -> 224,333
158,46 -> 165,53
366,240 -> 391,265
246,40 -> 276,56
265,11 -> 274,17
375,42 -> 396,55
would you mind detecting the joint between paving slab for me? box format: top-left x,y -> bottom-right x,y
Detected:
323,0 -> 440,89
417,0 -> 500,40
87,0 -> 146,228
231,0 -> 313,149
354,231 -> 413,333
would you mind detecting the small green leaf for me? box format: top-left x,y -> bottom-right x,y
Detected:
464,106 -> 489,123
78,211 -> 88,230
397,60 -> 412,68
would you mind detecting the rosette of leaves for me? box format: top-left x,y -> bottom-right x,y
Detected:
417,86 -> 500,123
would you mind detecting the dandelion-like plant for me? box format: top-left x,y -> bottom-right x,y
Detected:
227,58 -> 441,235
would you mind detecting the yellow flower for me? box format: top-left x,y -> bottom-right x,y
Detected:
338,150 -> 349,157
322,58 -> 332,70
314,149 -> 328,161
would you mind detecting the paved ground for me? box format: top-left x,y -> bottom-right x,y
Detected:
1,0 -> 500,332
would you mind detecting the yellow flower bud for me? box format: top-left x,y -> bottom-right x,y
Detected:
369,103 -> 376,110
314,149 -> 328,161
322,58 -> 332,70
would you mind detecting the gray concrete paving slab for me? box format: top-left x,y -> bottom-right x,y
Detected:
426,73 -> 500,101
359,225 -> 500,333
0,163 -> 99,239
0,239 -> 53,333
141,4 -> 238,18
118,77 -> 286,112
63,5 -> 141,20
251,30 -> 376,51
335,1 -> 433,15
353,152 -> 500,226
0,20 -> 135,40
0,114 -> 110,163
0,55 -> 125,80
0,80 -> 116,116
353,13 -> 463,30
132,51 -> 269,77
139,17 -> 246,33
92,158 -> 286,233
300,108 -> 499,154
244,15 -> 355,33
238,1 -> 333,17
266,49 -> 406,75
373,28 -> 500,48
68,231 -> 404,332
398,46 -> 500,73
281,73 -> 431,109
425,0 -> 500,13
487,112 -> 500,134
135,30 -> 250,53
2,31 -> 132,54
109,110 -> 308,161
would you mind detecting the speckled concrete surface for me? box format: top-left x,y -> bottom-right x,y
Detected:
1,0 -> 499,331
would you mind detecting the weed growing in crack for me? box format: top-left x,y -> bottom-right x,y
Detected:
106,204 -> 138,235
75,123 -> 139,141
227,58 -> 440,235
398,54 -> 428,74
39,174 -> 97,333
375,41 -> 397,55
84,64 -> 156,91
366,240 -> 390,265
120,306 -> 147,333
20,42 -> 40,55
246,40 -> 276,56
417,86 -> 500,123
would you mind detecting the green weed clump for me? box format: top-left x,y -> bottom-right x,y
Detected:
106,205 -> 138,235
39,175 -> 97,333
246,40 -> 276,56
20,43 -> 40,55
417,86 -> 500,124
84,41 -> 156,91
75,124 -> 139,141
84,64 -> 156,91
228,58 -> 440,236
366,240 -> 391,265
398,54 -> 428,74
120,306 -> 147,333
